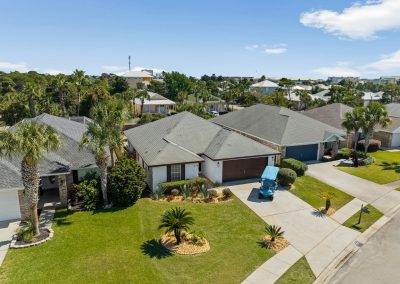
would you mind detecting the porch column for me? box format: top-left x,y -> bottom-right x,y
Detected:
331,141 -> 339,158
318,143 -> 325,160
58,175 -> 68,207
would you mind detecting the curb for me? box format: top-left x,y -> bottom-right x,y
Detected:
313,206 -> 400,284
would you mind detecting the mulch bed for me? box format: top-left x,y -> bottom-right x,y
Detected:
160,234 -> 210,255
157,194 -> 232,204
261,236 -> 289,253
15,229 -> 50,246
318,207 -> 336,216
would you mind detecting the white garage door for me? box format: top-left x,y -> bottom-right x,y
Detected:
0,190 -> 21,221
392,133 -> 400,147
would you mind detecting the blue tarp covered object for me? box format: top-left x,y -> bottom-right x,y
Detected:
261,166 -> 279,181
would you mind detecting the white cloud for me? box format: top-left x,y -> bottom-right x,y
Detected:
264,47 -> 287,54
363,49 -> 400,71
313,63 -> 361,77
245,44 -> 259,50
0,61 -> 28,72
300,0 -> 400,39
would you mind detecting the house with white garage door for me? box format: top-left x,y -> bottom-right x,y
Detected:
0,114 -> 100,222
211,104 -> 346,161
124,111 -> 279,190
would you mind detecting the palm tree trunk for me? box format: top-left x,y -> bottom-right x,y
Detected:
109,146 -> 115,166
59,91 -> 66,117
28,97 -> 36,117
364,132 -> 371,153
96,152 -> 109,204
175,228 -> 181,244
21,158 -> 40,236
325,199 -> 331,212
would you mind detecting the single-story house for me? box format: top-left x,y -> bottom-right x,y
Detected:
251,80 -> 279,95
186,94 -> 226,113
303,103 -> 353,148
0,114 -> 100,222
211,104 -> 346,162
121,70 -> 153,88
133,92 -> 176,115
362,91 -> 384,106
373,103 -> 400,148
124,112 -> 279,190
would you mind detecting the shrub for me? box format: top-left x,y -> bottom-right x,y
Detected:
357,139 -> 381,152
222,188 -> 232,199
359,156 -> 376,166
190,231 -> 206,245
171,189 -> 180,196
277,168 -> 297,186
200,184 -> 209,198
180,184 -> 192,199
338,148 -> 352,159
16,221 -> 35,243
108,157 -> 146,207
140,113 -> 166,124
208,189 -> 218,199
160,177 -> 209,194
153,185 -> 166,200
75,179 -> 103,210
281,158 -> 308,176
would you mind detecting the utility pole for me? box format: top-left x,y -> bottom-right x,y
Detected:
128,56 -> 131,72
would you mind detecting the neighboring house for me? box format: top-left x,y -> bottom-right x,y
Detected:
328,77 -> 360,84
303,103 -> 354,148
311,90 -> 330,102
250,80 -> 279,95
373,103 -> 400,148
186,94 -> 226,113
211,104 -> 346,162
0,114 -> 100,222
124,112 -> 279,190
121,70 -> 153,88
133,92 -> 176,115
362,91 -> 384,106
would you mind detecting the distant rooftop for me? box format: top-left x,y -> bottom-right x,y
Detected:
121,70 -> 153,78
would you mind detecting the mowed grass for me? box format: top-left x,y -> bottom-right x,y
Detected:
343,205 -> 383,233
337,151 -> 400,184
276,257 -> 315,284
290,176 -> 353,210
0,197 -> 273,284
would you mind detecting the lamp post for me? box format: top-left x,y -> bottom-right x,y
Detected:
357,204 -> 371,225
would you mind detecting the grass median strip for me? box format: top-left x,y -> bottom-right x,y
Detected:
290,176 -> 353,211
343,204 -> 383,233
276,257 -> 315,284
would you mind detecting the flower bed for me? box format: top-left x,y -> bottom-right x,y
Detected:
260,236 -> 289,253
11,228 -> 53,249
160,234 -> 210,255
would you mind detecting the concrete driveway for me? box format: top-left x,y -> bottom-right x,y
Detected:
0,220 -> 19,266
330,210 -> 400,284
307,161 -> 400,215
229,182 -> 360,277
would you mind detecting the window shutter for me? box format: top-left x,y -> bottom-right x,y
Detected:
181,164 -> 185,180
167,165 -> 171,182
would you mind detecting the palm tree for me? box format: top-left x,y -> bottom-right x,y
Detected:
361,103 -> 391,153
135,89 -> 150,115
278,78 -> 294,101
23,82 -> 42,117
265,224 -> 284,243
342,107 -> 365,150
158,207 -> 194,244
322,192 -> 335,212
54,75 -> 68,116
90,100 -> 128,166
71,69 -> 89,115
0,121 -> 61,235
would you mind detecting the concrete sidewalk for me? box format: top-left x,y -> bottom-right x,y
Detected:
307,161 -> 400,215
0,220 -> 19,266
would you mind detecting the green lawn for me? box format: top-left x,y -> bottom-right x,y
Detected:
343,205 -> 383,232
276,257 -> 315,284
0,198 -> 273,284
290,176 -> 353,210
337,151 -> 400,184
395,187 -> 400,191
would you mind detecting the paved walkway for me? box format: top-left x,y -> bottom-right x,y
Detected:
0,220 -> 19,266
307,161 -> 400,216
229,182 -> 361,282
330,198 -> 364,224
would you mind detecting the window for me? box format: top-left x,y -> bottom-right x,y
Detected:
170,164 -> 181,181
143,105 -> 151,113
198,162 -> 202,173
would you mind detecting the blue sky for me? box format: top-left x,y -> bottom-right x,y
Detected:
1,0 -> 400,78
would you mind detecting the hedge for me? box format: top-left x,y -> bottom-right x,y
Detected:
278,168 -> 297,186
281,158 -> 308,176
160,177 -> 209,193
357,139 -> 381,152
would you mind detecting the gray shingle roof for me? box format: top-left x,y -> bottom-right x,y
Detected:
386,103 -> 400,118
211,104 -> 346,146
0,159 -> 23,190
303,103 -> 353,130
124,112 -> 278,166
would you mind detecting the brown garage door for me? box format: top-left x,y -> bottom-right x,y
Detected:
223,157 -> 268,182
